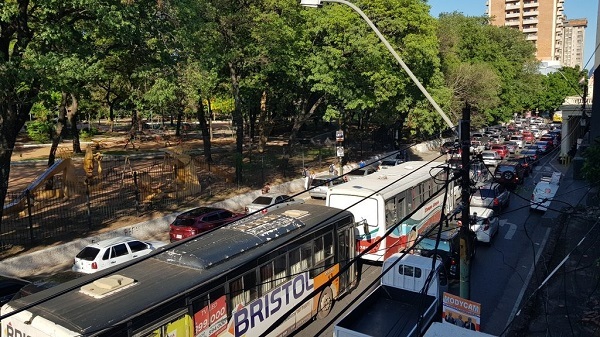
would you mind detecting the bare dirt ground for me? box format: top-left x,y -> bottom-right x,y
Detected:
3,122 -> 343,260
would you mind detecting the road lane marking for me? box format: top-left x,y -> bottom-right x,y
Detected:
499,219 -> 517,240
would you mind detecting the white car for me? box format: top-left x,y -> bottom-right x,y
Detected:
379,159 -> 403,169
530,172 -> 561,212
468,206 -> 499,244
245,193 -> 304,214
481,150 -> 501,167
72,236 -> 167,274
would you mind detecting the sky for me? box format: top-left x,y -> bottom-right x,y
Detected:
427,0 -> 598,70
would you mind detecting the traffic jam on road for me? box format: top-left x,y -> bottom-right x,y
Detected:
0,116 -> 566,337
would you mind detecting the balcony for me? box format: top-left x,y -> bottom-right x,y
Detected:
505,0 -> 519,2
506,3 -> 521,10
523,1 -> 538,8
523,18 -> 538,24
526,34 -> 538,41
505,20 -> 520,27
505,11 -> 521,18
522,10 -> 538,17
523,26 -> 538,33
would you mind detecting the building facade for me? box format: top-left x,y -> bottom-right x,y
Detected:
486,0 -> 585,68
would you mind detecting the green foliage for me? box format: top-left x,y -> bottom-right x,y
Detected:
25,120 -> 53,143
79,128 -> 100,141
583,139 -> 600,186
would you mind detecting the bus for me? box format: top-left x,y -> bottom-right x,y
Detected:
1,204 -> 357,337
326,161 -> 456,262
552,110 -> 563,123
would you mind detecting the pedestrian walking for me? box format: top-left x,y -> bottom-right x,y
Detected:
329,164 -> 335,174
262,183 -> 271,194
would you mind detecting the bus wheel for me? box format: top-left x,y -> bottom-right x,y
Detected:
317,286 -> 334,319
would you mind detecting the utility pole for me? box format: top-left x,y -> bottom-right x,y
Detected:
459,103 -> 471,299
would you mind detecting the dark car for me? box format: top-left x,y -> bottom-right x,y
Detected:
494,161 -> 526,186
413,222 -> 476,279
169,207 -> 244,242
506,155 -> 532,176
440,140 -> 459,154
538,136 -> 555,148
0,275 -> 30,306
535,141 -> 551,154
520,149 -> 540,165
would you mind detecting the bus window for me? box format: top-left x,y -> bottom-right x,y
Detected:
312,233 -> 334,277
290,243 -> 312,276
230,272 -> 258,307
397,197 -> 406,220
192,288 -> 227,337
259,254 -> 288,295
385,198 -> 397,229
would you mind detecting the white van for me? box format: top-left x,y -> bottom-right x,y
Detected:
530,172 -> 561,212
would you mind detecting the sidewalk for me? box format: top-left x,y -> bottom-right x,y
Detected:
508,159 -> 600,336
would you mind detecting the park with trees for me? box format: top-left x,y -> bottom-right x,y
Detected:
0,0 -> 589,217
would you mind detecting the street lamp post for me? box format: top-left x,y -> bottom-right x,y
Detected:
300,0 -> 454,130
300,0 -> 472,299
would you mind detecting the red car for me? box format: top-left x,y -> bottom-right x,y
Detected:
490,144 -> 509,159
169,207 -> 244,242
522,131 -> 535,143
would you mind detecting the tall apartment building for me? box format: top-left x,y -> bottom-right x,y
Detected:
487,0 -> 587,68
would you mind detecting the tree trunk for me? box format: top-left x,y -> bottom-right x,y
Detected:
207,99 -> 213,141
229,62 -> 244,184
196,93 -> 212,163
45,92 -> 69,190
175,105 -> 183,137
68,93 -> 82,153
0,101 -> 34,223
257,90 -> 271,153
288,95 -> 326,147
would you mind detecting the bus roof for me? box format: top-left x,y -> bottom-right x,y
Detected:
328,161 -> 446,200
2,204 -> 352,335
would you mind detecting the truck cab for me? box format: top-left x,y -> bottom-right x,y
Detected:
333,254 -> 447,337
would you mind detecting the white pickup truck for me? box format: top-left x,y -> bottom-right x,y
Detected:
333,254 -> 447,337
530,171 -> 561,212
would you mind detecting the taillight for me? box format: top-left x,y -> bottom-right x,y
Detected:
92,262 -> 98,270
261,209 -> 268,214
493,198 -> 499,206
450,258 -> 457,266
483,219 -> 490,231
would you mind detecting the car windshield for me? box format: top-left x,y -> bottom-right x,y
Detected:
381,160 -> 397,166
476,188 -> 496,198
251,196 -> 273,205
496,165 -> 515,172
172,218 -> 195,227
349,169 -> 368,176
75,247 -> 100,261
415,237 -> 451,252
310,178 -> 329,187
482,153 -> 496,158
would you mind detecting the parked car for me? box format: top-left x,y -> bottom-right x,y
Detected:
494,161 -> 526,186
481,150 -> 501,167
245,193 -> 305,215
531,172 -> 561,212
490,144 -> 509,159
308,175 -> 345,199
440,140 -> 458,154
72,236 -> 167,274
346,166 -> 377,180
468,206 -> 499,244
470,182 -> 510,212
413,221 -> 476,279
169,207 -> 244,242
379,159 -> 403,169
0,275 -> 30,306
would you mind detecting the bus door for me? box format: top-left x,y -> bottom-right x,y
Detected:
337,224 -> 356,292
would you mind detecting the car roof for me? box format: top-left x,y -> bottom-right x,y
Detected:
469,206 -> 494,217
180,207 -> 225,217
87,236 -> 141,248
